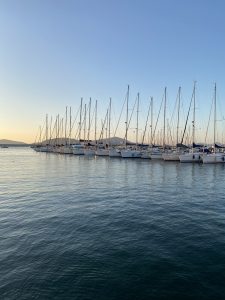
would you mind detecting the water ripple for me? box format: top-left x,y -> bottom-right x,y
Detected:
1,148 -> 225,299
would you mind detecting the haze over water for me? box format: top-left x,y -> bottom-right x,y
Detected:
1,147 -> 225,299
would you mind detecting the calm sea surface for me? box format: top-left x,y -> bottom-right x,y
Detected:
1,147 -> 225,299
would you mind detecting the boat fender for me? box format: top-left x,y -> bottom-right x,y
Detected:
193,155 -> 195,159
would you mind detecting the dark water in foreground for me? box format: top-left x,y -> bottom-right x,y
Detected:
1,147 -> 225,300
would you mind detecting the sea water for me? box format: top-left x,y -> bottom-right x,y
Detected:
1,147 -> 225,299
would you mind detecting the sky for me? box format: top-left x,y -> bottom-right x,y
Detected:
1,0 -> 225,143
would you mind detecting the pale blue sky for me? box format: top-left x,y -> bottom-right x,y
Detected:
0,0 -> 225,142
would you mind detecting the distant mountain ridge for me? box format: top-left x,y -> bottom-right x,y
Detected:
35,136 -> 131,146
0,139 -> 27,145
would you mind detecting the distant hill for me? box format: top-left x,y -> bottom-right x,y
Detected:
99,136 -> 126,145
35,138 -> 79,145
35,136 -> 133,146
0,139 -> 27,145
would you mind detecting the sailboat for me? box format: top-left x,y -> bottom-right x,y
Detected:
141,97 -> 152,159
62,107 -> 74,154
202,84 -> 225,164
179,82 -> 202,163
121,91 -> 142,158
162,87 -> 183,161
150,88 -> 167,160
95,100 -> 110,156
109,87 -> 136,158
108,94 -> 123,157
106,97 -> 122,157
72,98 -> 85,155
84,99 -> 97,156
34,114 -> 51,153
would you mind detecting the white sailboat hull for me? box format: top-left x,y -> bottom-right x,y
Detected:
62,146 -> 73,154
35,146 -> 49,152
73,149 -> 84,155
52,147 -> 62,153
71,144 -> 84,155
179,152 -> 201,163
150,152 -> 163,160
121,149 -> 142,158
162,152 -> 180,161
84,148 -> 96,156
109,148 -> 121,157
202,153 -> 225,164
141,151 -> 151,159
95,149 -> 109,156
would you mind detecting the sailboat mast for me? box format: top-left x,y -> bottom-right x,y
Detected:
214,83 -> 217,152
46,114 -> 48,144
54,116 -> 57,146
84,103 -> 87,142
60,117 -> 64,145
163,87 -> 167,149
125,85 -> 129,148
69,107 -> 72,146
105,110 -> 108,141
95,100 -> 97,145
79,98 -> 83,142
192,82 -> 196,151
48,116 -> 52,146
136,93 -> 139,148
177,87 -> 181,146
88,98 -> 91,142
57,114 -> 60,145
109,98 -> 112,146
151,97 -> 153,146
65,106 -> 67,145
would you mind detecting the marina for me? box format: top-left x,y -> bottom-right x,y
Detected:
2,1 -> 225,299
33,84 -> 225,164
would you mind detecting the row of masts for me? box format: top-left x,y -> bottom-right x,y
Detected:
33,83 -> 225,163
35,83 -> 222,150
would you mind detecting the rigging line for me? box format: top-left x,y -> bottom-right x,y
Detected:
39,121 -> 45,143
98,108 -> 109,141
169,88 -> 179,133
52,116 -> 58,144
48,116 -> 55,144
113,92 -> 127,137
110,105 -> 116,138
216,91 -> 224,132
71,104 -> 81,139
52,115 -> 58,146
141,98 -> 151,144
123,93 -> 138,143
97,100 -> 111,142
74,121 -> 80,140
204,94 -> 214,145
111,104 -> 118,136
167,120 -> 174,146
181,86 -> 195,145
152,91 -> 164,145
170,90 -> 178,125
46,116 -> 51,145
89,101 -> 96,134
